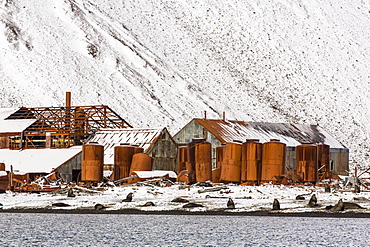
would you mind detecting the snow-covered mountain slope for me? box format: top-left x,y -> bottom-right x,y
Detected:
0,0 -> 369,170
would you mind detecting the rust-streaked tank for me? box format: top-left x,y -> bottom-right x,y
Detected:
296,144 -> 318,183
212,168 -> 221,183
317,144 -> 330,179
195,141 -> 212,183
128,153 -> 154,184
220,142 -> 242,183
241,139 -> 262,182
178,146 -> 188,172
81,143 -> 104,182
129,153 -> 154,174
261,139 -> 286,182
186,138 -> 206,184
0,163 -> 5,171
114,144 -> 136,180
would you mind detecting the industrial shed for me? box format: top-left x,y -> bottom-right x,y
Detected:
89,128 -> 178,172
173,118 -> 349,175
0,147 -> 82,182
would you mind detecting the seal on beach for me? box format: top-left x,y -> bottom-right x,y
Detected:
52,202 -> 71,207
308,194 -> 318,207
227,198 -> 235,209
171,197 -> 190,203
295,195 -> 305,200
182,202 -> 203,208
142,201 -> 155,207
272,199 -> 280,210
94,204 -> 107,210
67,188 -> 76,198
122,192 -> 133,202
329,199 -> 345,211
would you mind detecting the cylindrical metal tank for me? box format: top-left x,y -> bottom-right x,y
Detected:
220,142 -> 242,183
81,143 -> 104,182
186,138 -> 206,184
178,146 -> 188,173
114,144 -> 136,180
129,153 -> 154,174
261,139 -> 286,182
195,141 -> 212,183
241,139 -> 262,182
0,163 -> 5,171
317,144 -> 330,179
296,144 -> 318,183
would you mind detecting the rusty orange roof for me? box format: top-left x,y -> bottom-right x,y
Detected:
193,118 -> 346,148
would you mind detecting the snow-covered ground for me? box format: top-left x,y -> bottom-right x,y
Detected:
0,0 -> 369,172
1,183 -> 370,214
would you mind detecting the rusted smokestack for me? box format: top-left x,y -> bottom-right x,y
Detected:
66,92 -> 71,108
222,112 -> 225,121
204,111 -> 207,120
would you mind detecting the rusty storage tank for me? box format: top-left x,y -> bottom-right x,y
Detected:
220,142 -> 242,183
261,139 -> 286,182
186,138 -> 206,184
133,145 -> 144,154
296,144 -> 318,183
114,144 -> 136,180
195,141 -> 212,183
0,163 -> 5,171
216,145 -> 226,169
241,139 -> 262,182
317,144 -> 330,178
129,153 -> 154,174
81,143 -> 104,182
178,146 -> 188,173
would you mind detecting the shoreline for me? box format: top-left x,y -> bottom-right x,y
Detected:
2,208 -> 370,218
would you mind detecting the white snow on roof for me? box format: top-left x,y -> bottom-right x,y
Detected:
0,108 -> 19,120
133,170 -> 177,179
0,146 -> 82,173
0,119 -> 37,133
89,128 -> 164,165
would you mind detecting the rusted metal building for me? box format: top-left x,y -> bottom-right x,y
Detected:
173,118 -> 349,175
0,147 -> 82,182
89,128 -> 178,172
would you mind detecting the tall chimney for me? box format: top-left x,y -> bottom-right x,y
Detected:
222,112 -> 225,121
204,111 -> 207,120
66,92 -> 71,108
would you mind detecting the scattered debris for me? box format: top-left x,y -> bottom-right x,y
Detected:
354,185 -> 361,193
198,186 -> 228,193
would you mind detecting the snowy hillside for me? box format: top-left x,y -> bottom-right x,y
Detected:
0,0 -> 369,170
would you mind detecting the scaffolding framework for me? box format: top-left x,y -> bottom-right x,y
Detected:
5,105 -> 132,149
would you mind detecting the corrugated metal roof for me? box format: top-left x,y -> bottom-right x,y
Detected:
0,108 -> 19,120
194,119 -> 346,149
0,108 -> 36,133
0,146 -> 82,173
89,128 -> 165,164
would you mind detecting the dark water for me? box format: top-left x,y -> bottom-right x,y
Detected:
0,213 -> 369,246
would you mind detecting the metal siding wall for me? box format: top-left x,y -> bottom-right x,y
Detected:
149,131 -> 178,172
329,148 -> 349,175
55,152 -> 82,182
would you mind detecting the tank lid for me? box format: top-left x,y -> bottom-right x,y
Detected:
232,140 -> 243,143
245,139 -> 260,142
270,139 -> 280,142
120,143 -> 131,146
